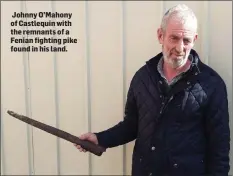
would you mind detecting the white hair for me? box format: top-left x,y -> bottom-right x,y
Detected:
161,4 -> 198,32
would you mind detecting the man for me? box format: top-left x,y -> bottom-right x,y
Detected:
74,4 -> 230,176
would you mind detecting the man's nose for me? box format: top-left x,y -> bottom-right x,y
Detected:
175,41 -> 184,53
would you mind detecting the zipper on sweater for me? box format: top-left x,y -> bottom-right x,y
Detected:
159,95 -> 173,114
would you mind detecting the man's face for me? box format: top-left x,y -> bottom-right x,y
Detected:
157,17 -> 198,69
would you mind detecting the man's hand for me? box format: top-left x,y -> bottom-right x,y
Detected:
74,132 -> 98,152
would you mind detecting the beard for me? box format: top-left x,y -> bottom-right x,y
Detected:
162,49 -> 190,69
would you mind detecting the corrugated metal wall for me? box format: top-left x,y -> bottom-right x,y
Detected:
1,1 -> 232,175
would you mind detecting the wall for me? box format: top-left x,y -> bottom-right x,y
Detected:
1,1 -> 232,175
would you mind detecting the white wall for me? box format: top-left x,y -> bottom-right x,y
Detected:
1,1 -> 232,175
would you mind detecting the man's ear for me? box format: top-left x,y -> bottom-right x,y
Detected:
193,33 -> 198,42
157,28 -> 164,44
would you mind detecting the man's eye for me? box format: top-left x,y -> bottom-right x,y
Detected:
171,37 -> 178,41
184,39 -> 191,44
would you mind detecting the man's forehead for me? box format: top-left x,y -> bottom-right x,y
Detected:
169,30 -> 196,37
166,17 -> 197,36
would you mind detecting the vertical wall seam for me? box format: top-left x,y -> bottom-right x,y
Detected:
229,0 -> 233,171
51,1 -> 61,175
202,1 -> 210,65
0,2 -> 3,175
121,1 -> 126,175
85,1 -> 92,175
21,1 -> 35,175
0,3 -> 6,175
162,1 -> 166,17
1,103 -> 6,174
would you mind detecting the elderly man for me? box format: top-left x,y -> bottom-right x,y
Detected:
75,4 -> 230,176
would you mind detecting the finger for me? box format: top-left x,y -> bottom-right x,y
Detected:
76,145 -> 82,149
79,133 -> 90,140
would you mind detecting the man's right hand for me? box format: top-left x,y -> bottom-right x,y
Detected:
74,132 -> 98,153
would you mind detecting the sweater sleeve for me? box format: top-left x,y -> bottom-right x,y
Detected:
205,79 -> 230,175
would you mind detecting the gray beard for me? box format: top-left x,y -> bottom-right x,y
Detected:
162,51 -> 191,69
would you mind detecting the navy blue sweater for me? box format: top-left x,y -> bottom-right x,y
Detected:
96,49 -> 230,176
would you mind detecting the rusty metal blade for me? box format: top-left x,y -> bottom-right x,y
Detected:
7,110 -> 105,156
